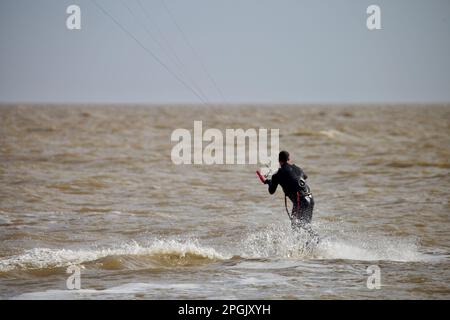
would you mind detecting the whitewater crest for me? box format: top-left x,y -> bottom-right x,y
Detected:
0,239 -> 229,273
0,225 -> 435,273
238,223 -> 430,262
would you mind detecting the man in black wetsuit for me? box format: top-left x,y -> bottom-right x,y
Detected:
258,151 -> 315,233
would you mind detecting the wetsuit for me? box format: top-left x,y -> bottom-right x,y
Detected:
265,163 -> 315,231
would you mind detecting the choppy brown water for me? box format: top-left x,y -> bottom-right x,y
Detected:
0,104 -> 449,299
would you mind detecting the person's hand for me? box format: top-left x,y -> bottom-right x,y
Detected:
256,170 -> 266,184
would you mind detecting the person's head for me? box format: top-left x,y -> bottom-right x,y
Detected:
278,150 -> 290,165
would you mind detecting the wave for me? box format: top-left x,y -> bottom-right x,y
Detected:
291,129 -> 361,144
0,239 -> 229,273
12,282 -> 202,300
0,225 -> 442,273
366,159 -> 450,169
386,160 -> 450,169
238,223 -> 432,262
291,129 -> 347,139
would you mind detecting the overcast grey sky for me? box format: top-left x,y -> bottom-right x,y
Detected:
0,0 -> 449,104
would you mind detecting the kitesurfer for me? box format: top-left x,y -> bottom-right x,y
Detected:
257,151 -> 318,239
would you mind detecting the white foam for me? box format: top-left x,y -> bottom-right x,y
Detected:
239,223 -> 434,262
12,282 -> 202,300
0,226 -> 441,273
0,239 -> 228,272
315,237 -> 425,262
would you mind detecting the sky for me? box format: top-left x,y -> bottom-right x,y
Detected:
0,0 -> 449,104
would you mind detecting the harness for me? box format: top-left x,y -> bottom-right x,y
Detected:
284,178 -> 312,220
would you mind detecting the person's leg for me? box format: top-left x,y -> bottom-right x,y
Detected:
293,196 -> 319,243
290,200 -> 302,231
290,196 -> 311,231
290,194 -> 315,226
301,195 -> 314,223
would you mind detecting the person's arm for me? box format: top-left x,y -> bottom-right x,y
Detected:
302,170 -> 308,180
265,172 -> 279,194
294,164 -> 308,180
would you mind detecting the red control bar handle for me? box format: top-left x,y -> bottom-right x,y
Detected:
256,170 -> 266,184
